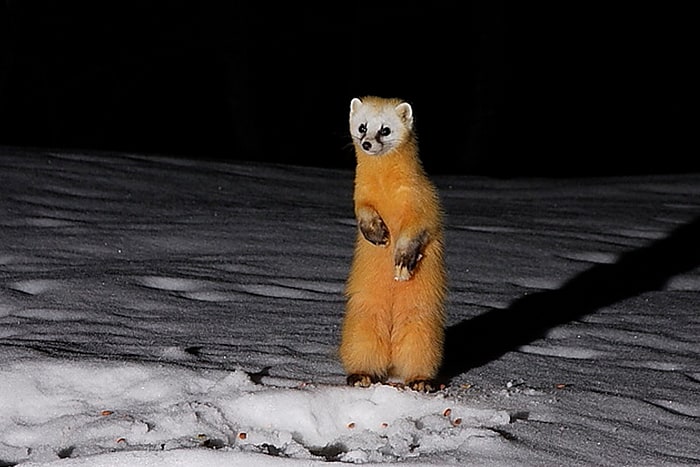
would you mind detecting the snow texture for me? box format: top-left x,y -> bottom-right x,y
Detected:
0,148 -> 699,466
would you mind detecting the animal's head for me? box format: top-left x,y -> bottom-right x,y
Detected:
349,97 -> 413,156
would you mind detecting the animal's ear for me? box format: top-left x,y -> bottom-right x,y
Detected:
395,102 -> 413,127
350,98 -> 363,116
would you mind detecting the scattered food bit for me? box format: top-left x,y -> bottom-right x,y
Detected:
100,410 -> 113,416
460,383 -> 473,390
196,434 -> 208,440
347,422 -> 356,429
555,383 -> 567,390
116,437 -> 126,444
443,408 -> 452,417
238,432 -> 247,440
452,418 -> 462,426
380,422 -> 388,428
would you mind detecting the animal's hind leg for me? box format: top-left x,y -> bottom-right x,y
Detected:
339,292 -> 392,386
391,317 -> 444,390
390,280 -> 445,391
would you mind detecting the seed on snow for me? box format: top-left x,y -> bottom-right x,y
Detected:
443,408 -> 452,417
238,432 -> 247,440
347,422 -> 356,429
452,418 -> 462,426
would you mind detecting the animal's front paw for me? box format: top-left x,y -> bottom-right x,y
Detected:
393,231 -> 428,281
358,215 -> 389,246
394,254 -> 423,281
347,373 -> 381,388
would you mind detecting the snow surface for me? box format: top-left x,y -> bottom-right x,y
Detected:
0,148 -> 699,466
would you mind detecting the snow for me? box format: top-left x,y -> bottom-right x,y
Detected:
1,148 -> 699,466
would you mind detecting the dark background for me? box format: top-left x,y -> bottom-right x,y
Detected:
0,2 -> 695,176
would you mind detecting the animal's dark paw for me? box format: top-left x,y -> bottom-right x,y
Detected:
394,231 -> 428,281
406,379 -> 442,393
347,373 -> 382,388
358,215 -> 389,246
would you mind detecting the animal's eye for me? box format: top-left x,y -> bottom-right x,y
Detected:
358,124 -> 367,134
379,126 -> 391,137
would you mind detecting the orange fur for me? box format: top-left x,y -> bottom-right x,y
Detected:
340,96 -> 447,387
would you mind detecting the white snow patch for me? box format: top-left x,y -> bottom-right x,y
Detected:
9,279 -> 63,295
518,344 -> 608,360
0,361 -> 510,465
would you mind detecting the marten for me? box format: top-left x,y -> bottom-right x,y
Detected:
339,96 -> 447,392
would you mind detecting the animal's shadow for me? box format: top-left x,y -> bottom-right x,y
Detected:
439,215 -> 700,381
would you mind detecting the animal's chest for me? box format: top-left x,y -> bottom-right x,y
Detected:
361,174 -> 414,230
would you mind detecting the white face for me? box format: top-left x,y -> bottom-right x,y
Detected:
349,98 -> 413,156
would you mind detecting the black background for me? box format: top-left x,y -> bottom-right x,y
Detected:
0,2 -> 695,176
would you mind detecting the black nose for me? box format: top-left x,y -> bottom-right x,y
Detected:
362,141 -> 372,151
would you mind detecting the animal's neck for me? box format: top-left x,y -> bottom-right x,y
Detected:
356,139 -> 421,174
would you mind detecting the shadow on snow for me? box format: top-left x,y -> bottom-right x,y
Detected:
439,215 -> 700,381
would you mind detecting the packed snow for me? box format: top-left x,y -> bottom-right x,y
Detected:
0,148 -> 698,466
